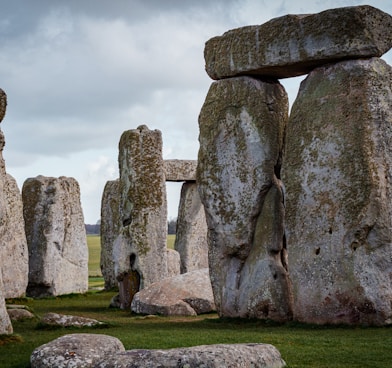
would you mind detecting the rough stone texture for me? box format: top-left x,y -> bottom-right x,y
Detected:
174,182 -> 208,273
131,268 -> 215,316
22,176 -> 88,297
166,248 -> 181,277
0,88 -> 6,123
0,270 -> 12,334
100,179 -> 120,290
0,89 -> 29,299
205,5 -> 392,80
197,76 -> 292,321
115,125 -> 167,308
282,57 -> 392,326
164,159 -> 197,181
40,313 -> 105,328
96,343 -> 286,368
0,173 -> 29,298
7,308 -> 35,321
30,333 -> 125,368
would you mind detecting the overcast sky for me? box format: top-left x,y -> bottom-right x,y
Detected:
1,0 -> 392,223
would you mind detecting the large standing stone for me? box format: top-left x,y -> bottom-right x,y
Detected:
205,5 -> 392,80
22,176 -> 88,297
100,179 -> 120,290
115,125 -> 167,308
0,174 -> 29,298
0,89 -> 29,299
0,269 -> 12,334
282,57 -> 392,325
174,182 -> 208,273
96,343 -> 286,368
197,76 -> 292,321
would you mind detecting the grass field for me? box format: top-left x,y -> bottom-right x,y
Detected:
2,236 -> 391,367
1,291 -> 392,367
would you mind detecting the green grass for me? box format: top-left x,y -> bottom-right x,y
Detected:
3,236 -> 391,367
87,234 -> 102,277
2,291 -> 392,367
167,234 -> 176,249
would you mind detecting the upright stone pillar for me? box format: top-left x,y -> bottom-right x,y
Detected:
282,58 -> 392,325
0,89 -> 29,299
197,76 -> 292,321
174,182 -> 208,273
100,179 -> 120,290
115,125 -> 167,308
23,176 -> 88,297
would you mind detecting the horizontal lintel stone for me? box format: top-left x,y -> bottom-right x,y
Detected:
164,159 -> 197,182
205,5 -> 392,80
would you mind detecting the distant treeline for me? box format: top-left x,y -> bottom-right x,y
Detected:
85,218 -> 178,235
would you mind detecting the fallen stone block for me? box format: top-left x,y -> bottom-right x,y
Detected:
30,333 -> 125,368
96,343 -> 286,368
131,268 -> 215,316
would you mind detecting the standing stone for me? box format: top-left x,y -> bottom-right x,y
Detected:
22,176 -> 88,297
0,174 -> 29,298
197,76 -> 292,321
114,125 -> 167,308
174,182 -> 208,273
204,5 -> 392,80
282,58 -> 392,325
166,248 -> 181,277
100,179 -> 120,290
0,88 -> 28,299
0,268 -> 12,334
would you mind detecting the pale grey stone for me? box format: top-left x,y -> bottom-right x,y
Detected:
205,5 -> 392,79
116,125 -> 167,308
30,333 -> 125,368
40,313 -> 105,327
0,174 -> 29,298
197,76 -> 292,321
166,248 -> 181,277
96,343 -> 286,368
22,176 -> 88,297
0,270 -> 12,334
282,58 -> 392,325
164,159 -> 197,181
131,268 -> 215,316
100,179 -> 120,290
7,307 -> 35,321
174,182 -> 208,273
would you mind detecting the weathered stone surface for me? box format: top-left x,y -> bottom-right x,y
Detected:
197,76 -> 292,321
30,333 -> 125,368
22,176 -> 88,297
205,5 -> 392,80
115,125 -> 167,308
174,182 -> 208,273
7,305 -> 35,321
164,159 -> 197,181
96,343 -> 286,368
0,88 -> 6,123
100,179 -> 120,290
0,173 -> 29,298
0,270 -> 12,334
166,248 -> 181,277
282,57 -> 392,325
40,313 -> 105,328
131,268 -> 215,316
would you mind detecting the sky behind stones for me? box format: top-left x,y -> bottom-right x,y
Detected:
1,0 -> 391,223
